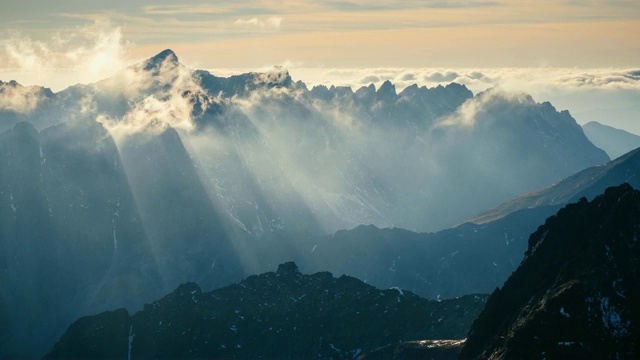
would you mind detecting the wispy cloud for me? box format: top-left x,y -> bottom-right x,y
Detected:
97,58 -> 212,137
436,89 -> 533,128
234,17 -> 283,29
0,20 -> 128,91
320,0 -> 502,11
0,81 -> 49,113
142,4 -> 231,15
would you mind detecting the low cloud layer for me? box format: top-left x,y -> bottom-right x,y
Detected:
284,67 -> 640,93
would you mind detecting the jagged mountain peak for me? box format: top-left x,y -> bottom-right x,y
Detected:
251,66 -> 293,87
376,79 -> 397,99
143,49 -> 179,71
0,80 -> 19,87
0,79 -> 54,97
444,82 -> 470,93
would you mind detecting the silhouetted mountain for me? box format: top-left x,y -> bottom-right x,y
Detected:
583,120 -> 640,160
461,184 -> 640,359
45,262 -> 488,359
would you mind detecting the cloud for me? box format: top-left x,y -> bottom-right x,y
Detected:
359,75 -> 380,84
0,20 -> 129,91
97,55 -> 213,138
424,71 -> 460,83
284,67 -> 640,95
400,73 -> 415,81
234,17 -> 283,29
0,81 -> 48,113
435,89 -> 533,128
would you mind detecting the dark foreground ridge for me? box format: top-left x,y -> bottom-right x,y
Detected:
45,262 -> 487,359
461,183 -> 640,359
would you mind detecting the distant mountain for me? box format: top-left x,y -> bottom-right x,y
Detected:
299,205 -> 556,300
461,183 -> 640,358
45,262 -> 487,359
583,120 -> 640,160
193,78 -> 608,232
469,146 -> 640,225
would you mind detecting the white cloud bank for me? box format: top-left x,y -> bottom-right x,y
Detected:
278,67 -> 640,93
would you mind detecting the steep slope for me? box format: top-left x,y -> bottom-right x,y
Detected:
0,120 -> 158,357
583,120 -> 640,160
45,262 -> 488,359
115,127 -> 244,291
470,146 -> 640,225
461,183 -> 640,359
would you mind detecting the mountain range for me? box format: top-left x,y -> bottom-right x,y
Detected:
0,49 -> 626,357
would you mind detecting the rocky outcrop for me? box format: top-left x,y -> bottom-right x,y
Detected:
461,184 -> 640,359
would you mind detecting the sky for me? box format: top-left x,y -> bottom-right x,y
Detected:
0,0 -> 639,131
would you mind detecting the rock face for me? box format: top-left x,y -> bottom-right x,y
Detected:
461,183 -> 640,359
46,262 -> 487,359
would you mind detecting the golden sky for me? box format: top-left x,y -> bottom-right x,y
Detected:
1,0 -> 639,69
